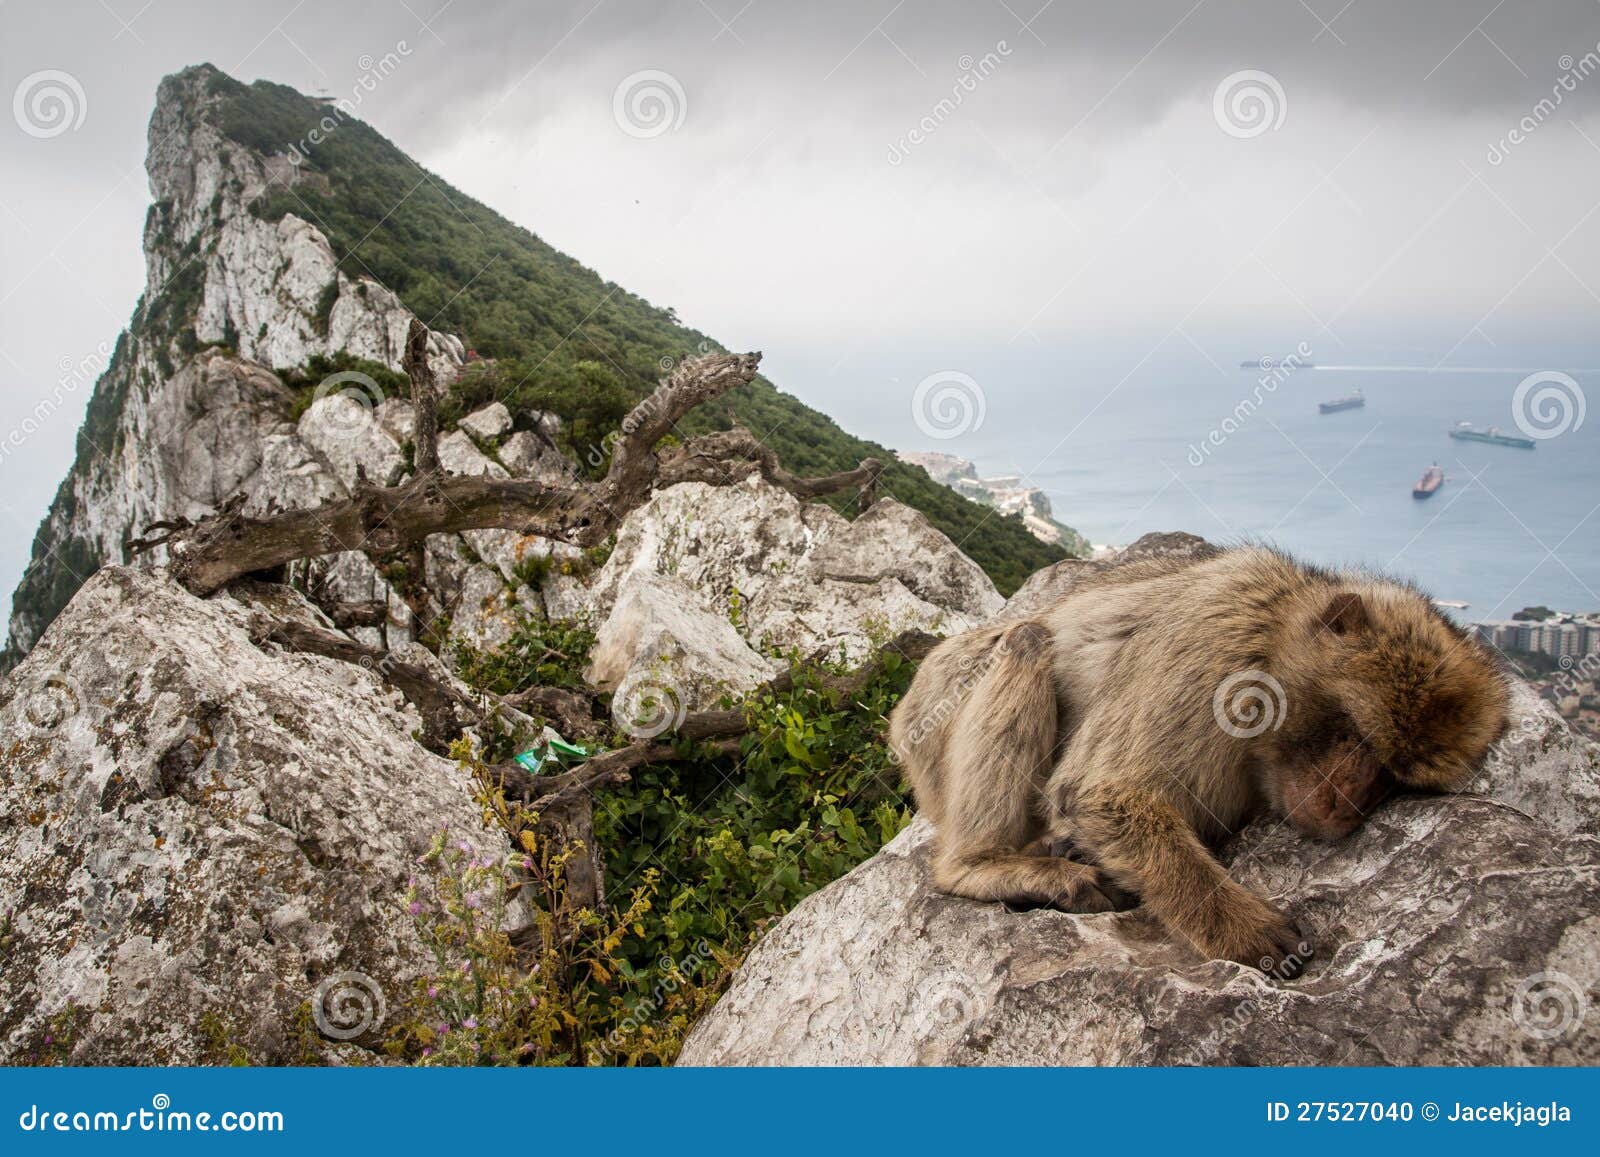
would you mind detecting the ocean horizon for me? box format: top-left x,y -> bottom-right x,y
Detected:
769,330 -> 1600,620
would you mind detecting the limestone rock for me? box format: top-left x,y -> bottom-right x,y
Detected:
296,394 -> 403,490
500,430 -> 574,484
448,564 -> 521,652
807,500 -> 1004,624
3,64 -> 462,667
585,575 -> 778,721
0,567 -> 495,1064
679,799 -> 1600,1066
459,402 -> 512,442
581,479 -> 1001,680
438,430 -> 506,479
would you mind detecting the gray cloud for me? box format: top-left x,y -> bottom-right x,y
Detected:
4,0 -> 1600,604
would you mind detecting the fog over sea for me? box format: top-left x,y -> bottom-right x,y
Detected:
769,327 -> 1600,621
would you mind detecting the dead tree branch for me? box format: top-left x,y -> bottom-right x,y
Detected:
248,615 -> 483,754
137,350 -> 882,597
406,318 -> 441,475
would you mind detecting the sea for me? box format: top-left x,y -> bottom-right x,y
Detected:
770,329 -> 1600,623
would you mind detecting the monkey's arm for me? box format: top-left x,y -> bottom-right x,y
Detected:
1065,782 -> 1312,976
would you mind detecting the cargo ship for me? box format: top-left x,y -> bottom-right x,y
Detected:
1448,420 -> 1535,449
1412,463 -> 1444,499
1318,389 -> 1364,414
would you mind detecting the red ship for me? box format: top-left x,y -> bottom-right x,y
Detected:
1412,463 -> 1444,499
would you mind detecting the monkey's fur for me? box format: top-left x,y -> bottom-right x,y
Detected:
889,546 -> 1509,976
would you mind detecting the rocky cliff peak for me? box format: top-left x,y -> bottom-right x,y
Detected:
2,66 -> 466,668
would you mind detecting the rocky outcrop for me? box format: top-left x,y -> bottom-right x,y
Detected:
2,64 -> 463,669
0,566 -> 500,1064
898,450 -> 1089,556
578,478 -> 1004,712
678,799 -> 1600,1066
679,534 -> 1600,1067
144,67 -> 463,381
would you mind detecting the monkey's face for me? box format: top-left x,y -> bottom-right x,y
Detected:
1275,736 -> 1395,841
1309,587 -> 1510,797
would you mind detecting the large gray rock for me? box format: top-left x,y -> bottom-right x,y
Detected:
680,799 -> 1600,1066
680,534 -> 1600,1066
0,567 -> 498,1064
582,479 -> 1002,698
586,575 -> 779,722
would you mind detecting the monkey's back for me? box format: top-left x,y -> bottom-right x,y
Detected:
893,547 -> 1320,834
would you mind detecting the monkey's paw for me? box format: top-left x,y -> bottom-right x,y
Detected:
1052,866 -> 1130,915
1213,907 -> 1315,979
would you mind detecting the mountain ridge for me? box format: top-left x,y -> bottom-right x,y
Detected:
2,63 -> 1077,669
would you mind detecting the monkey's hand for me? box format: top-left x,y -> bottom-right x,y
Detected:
1201,897 -> 1314,979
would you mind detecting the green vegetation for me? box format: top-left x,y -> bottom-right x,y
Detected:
206,68 -> 1069,592
430,623 -> 919,1064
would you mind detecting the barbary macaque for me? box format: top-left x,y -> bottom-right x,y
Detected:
889,546 -> 1509,975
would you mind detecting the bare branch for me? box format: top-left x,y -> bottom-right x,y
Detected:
248,615 -> 481,754
149,352 -> 885,597
406,318 -> 440,476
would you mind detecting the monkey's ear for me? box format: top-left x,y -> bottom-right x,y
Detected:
1318,592 -> 1368,637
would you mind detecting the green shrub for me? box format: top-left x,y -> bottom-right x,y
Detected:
402,614 -> 922,1065
386,747 -> 731,1065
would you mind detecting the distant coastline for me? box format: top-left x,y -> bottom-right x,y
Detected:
898,451 -> 1090,557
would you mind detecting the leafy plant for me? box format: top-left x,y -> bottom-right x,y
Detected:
386,745 -> 730,1065
592,648 -> 916,992
452,616 -> 597,695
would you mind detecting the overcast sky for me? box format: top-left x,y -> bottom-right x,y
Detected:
4,0 -> 1600,605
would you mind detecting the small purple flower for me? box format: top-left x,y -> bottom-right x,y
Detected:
460,960 -> 472,974
422,1047 -> 433,1058
462,1017 -> 478,1030
407,900 -> 422,916
464,892 -> 482,911
427,986 -> 438,999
